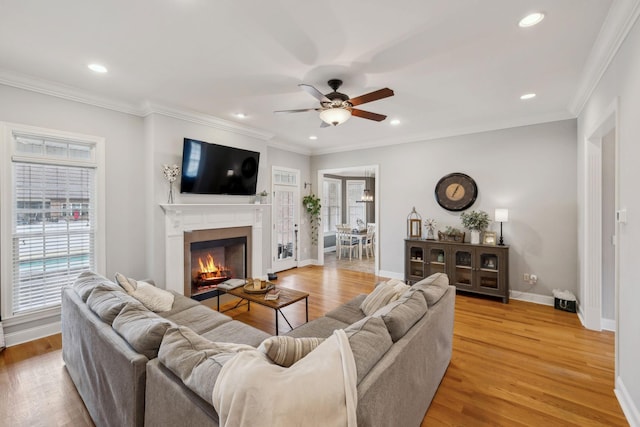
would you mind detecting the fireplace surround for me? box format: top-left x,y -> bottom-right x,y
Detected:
160,204 -> 265,296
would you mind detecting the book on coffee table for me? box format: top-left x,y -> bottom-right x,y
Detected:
264,289 -> 280,300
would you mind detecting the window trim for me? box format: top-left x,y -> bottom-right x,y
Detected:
0,122 -> 106,322
322,177 -> 342,235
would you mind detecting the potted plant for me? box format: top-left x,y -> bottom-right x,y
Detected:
258,190 -> 269,204
460,210 -> 490,244
302,194 -> 321,245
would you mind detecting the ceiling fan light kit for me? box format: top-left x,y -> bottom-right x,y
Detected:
275,78 -> 394,127
319,107 -> 352,126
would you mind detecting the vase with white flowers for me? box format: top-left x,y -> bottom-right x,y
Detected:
162,164 -> 180,204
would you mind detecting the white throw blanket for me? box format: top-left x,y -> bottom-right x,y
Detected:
213,329 -> 357,427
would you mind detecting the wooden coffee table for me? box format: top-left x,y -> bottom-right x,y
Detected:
226,285 -> 309,335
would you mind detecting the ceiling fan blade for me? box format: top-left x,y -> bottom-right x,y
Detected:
348,88 -> 394,106
274,108 -> 320,114
299,84 -> 331,103
320,121 -> 330,128
351,109 -> 387,122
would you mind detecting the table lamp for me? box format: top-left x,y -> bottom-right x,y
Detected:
495,208 -> 509,246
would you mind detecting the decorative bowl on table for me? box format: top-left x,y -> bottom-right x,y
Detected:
242,281 -> 275,294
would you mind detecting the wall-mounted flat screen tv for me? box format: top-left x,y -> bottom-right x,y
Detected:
180,138 -> 260,195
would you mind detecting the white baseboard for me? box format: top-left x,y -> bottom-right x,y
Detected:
298,259 -> 319,268
378,270 -> 403,280
601,318 -> 616,332
510,290 -> 555,306
5,321 -> 61,347
615,376 -> 640,427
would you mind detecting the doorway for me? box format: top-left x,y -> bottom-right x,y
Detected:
271,167 -> 300,273
317,165 -> 379,275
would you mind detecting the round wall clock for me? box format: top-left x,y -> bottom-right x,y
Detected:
435,172 -> 478,211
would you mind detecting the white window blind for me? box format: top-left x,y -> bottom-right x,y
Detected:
322,178 -> 341,233
10,135 -> 97,315
346,180 -> 365,226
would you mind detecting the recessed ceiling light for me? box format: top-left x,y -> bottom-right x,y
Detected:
519,12 -> 545,28
87,63 -> 108,73
520,93 -> 536,100
234,113 -> 247,119
390,119 -> 401,126
309,135 -> 318,140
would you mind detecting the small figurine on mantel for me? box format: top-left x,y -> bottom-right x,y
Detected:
424,218 -> 437,240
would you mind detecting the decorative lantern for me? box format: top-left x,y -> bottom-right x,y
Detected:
407,207 -> 422,238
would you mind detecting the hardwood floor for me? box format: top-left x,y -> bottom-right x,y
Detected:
0,266 -> 627,426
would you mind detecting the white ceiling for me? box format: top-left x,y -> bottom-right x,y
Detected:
0,0 -> 624,155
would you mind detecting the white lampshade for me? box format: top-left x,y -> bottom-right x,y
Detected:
495,208 -> 509,222
319,108 -> 351,126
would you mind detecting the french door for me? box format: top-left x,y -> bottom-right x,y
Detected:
272,167 -> 300,272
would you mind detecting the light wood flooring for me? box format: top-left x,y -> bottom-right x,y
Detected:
0,266 -> 627,426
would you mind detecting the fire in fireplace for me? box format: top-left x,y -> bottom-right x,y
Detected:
196,253 -> 232,286
189,236 -> 247,298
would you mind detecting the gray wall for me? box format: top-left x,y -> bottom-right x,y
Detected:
312,119 -> 578,300
0,84 -> 147,278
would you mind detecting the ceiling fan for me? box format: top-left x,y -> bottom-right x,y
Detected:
274,79 -> 394,127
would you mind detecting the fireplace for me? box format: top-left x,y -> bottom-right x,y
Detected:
184,226 -> 252,299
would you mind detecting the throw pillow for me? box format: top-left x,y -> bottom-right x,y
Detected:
258,336 -> 325,367
115,272 -> 137,293
372,291 -> 428,342
360,282 -> 399,316
130,281 -> 174,312
112,303 -> 174,359
114,273 -> 175,312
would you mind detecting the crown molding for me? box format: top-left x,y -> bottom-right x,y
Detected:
308,110 -> 574,156
266,139 -> 312,156
141,102 -> 275,141
0,68 -> 145,116
0,69 -> 276,142
569,0 -> 640,115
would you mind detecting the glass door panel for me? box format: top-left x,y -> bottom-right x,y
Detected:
272,168 -> 300,273
453,249 -> 473,289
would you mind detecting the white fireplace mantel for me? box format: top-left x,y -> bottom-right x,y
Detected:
160,203 -> 267,295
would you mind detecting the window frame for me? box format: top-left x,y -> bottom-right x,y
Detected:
0,122 -> 105,322
322,178 -> 342,235
346,179 -> 366,226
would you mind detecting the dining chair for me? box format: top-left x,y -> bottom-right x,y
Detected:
336,225 -> 358,260
363,224 -> 375,258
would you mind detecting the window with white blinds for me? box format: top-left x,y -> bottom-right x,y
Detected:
346,180 -> 365,226
6,131 -> 99,316
322,178 -> 341,233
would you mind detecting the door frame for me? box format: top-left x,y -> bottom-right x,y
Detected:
317,164 -> 380,275
271,166 -> 300,273
581,97 -> 619,377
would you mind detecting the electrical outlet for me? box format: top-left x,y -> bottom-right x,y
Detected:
530,274 -> 538,284
523,273 -> 530,282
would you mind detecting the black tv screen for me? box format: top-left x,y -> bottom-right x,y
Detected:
180,138 -> 260,195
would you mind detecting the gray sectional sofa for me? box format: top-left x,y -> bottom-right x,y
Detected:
61,271 -> 454,427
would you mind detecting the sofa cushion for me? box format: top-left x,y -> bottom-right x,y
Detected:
112,303 -> 174,359
157,293 -> 201,318
411,273 -> 450,306
114,273 -> 175,312
284,316 -> 349,339
158,326 -> 255,405
201,320 -> 270,347
74,271 -> 121,302
164,304 -> 231,334
360,282 -> 402,316
86,285 -> 140,325
344,316 -> 393,384
325,294 -> 367,324
258,336 -> 324,367
373,291 -> 428,342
